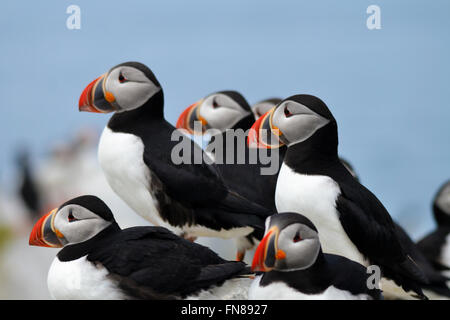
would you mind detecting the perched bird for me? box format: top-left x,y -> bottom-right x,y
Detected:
249,212 -> 383,300
328,161 -> 450,298
176,91 -> 286,260
176,92 -> 283,259
29,195 -> 252,300
251,98 -> 282,119
78,62 -> 272,258
417,180 -> 450,272
248,94 -> 429,299
176,91 -> 284,211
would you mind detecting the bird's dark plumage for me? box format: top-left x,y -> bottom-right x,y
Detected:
107,93 -> 272,237
59,224 -> 248,299
259,252 -> 382,300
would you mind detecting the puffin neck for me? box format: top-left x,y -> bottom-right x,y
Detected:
283,122 -> 340,174
261,250 -> 331,293
107,91 -> 165,132
433,204 -> 450,227
57,222 -> 121,262
208,114 -> 254,144
231,114 -> 255,131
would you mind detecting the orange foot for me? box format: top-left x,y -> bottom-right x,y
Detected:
186,236 -> 197,242
236,251 -> 245,262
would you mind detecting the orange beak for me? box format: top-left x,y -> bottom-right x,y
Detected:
252,229 -> 274,272
247,107 -> 284,149
29,209 -> 64,248
79,74 -> 116,113
176,101 -> 205,134
252,226 -> 286,272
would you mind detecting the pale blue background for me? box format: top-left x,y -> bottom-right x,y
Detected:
1,0 -> 449,239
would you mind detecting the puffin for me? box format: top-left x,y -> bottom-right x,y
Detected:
78,62 -> 272,259
417,180 -> 450,272
251,98 -> 282,119
176,91 -> 284,211
331,162 -> 450,298
249,212 -> 383,300
28,195 -> 252,299
247,94 -> 429,299
176,92 -> 284,259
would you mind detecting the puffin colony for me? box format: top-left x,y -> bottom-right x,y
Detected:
27,61 -> 450,300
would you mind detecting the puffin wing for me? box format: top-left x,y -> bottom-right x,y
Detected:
417,227 -> 450,271
86,226 -> 248,299
143,149 -> 272,228
335,182 -> 429,298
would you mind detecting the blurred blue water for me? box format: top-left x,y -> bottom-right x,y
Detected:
0,0 -> 448,239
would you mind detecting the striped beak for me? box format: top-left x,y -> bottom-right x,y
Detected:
176,100 -> 206,134
251,226 -> 286,272
79,73 -> 117,113
29,209 -> 65,248
247,107 -> 285,149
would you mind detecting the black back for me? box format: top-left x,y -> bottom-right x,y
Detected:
60,225 -> 248,299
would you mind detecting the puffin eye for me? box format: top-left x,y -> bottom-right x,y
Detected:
118,73 -> 127,83
212,99 -> 219,108
284,106 -> 293,118
293,232 -> 302,243
68,210 -> 76,223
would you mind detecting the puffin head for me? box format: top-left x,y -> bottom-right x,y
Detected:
78,62 -> 162,114
176,91 -> 252,134
433,180 -> 450,226
247,94 -> 336,150
252,212 -> 321,272
29,195 -> 116,248
251,98 -> 281,119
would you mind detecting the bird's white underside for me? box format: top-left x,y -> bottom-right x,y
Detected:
98,127 -> 253,239
439,234 -> 450,269
275,164 -> 366,266
47,256 -> 125,300
47,256 -> 252,300
248,275 -> 373,300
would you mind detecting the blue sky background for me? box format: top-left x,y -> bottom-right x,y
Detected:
0,0 -> 448,239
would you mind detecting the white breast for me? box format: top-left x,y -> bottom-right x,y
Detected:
186,277 -> 252,300
99,126 -> 252,239
275,164 -> 366,265
248,275 -> 373,300
98,127 -> 178,232
47,256 -> 125,300
439,234 -> 450,269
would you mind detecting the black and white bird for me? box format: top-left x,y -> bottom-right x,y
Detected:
417,180 -> 450,273
249,212 -> 383,300
327,161 -> 450,298
176,92 -> 284,259
29,195 -> 252,299
248,94 -> 429,299
78,62 -> 272,257
176,91 -> 284,211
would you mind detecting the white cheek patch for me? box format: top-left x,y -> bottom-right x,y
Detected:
200,104 -> 247,131
105,67 -> 161,112
252,102 -> 276,118
54,206 -> 112,245
273,102 -> 329,146
436,183 -> 450,215
277,224 -> 320,271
